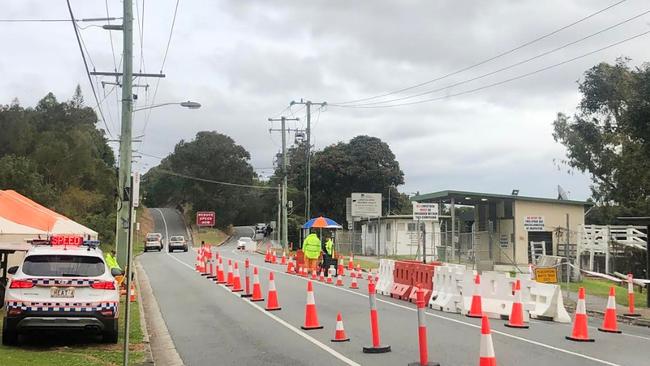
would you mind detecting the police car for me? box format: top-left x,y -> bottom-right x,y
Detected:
2,235 -> 121,345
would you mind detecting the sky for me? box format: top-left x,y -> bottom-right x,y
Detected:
2,0 -> 650,201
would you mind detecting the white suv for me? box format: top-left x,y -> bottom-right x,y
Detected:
2,238 -> 120,345
144,232 -> 163,252
168,235 -> 188,253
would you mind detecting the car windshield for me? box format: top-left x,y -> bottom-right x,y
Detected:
146,234 -> 160,240
170,236 -> 184,241
22,255 -> 105,277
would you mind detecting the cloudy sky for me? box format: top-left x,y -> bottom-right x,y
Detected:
3,0 -> 650,201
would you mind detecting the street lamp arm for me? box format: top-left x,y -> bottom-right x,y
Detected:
132,100 -> 201,112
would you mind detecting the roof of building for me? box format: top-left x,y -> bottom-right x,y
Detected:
410,189 -> 592,206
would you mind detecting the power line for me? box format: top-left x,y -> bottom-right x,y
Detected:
332,0 -> 628,105
0,17 -> 121,23
65,0 -> 113,137
330,29 -> 650,109
158,169 -> 278,190
338,8 -> 650,107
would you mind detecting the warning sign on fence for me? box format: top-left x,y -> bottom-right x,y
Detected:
524,216 -> 545,231
535,267 -> 558,283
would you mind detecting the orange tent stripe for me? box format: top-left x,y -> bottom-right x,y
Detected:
0,190 -> 67,232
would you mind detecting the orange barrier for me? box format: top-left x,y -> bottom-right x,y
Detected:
390,260 -> 441,303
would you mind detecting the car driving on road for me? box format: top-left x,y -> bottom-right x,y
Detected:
144,232 -> 163,252
237,237 -> 253,250
168,235 -> 188,253
2,236 -> 121,345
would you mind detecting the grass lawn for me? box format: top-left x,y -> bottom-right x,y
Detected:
193,227 -> 228,247
0,297 -> 145,366
352,258 -> 379,270
560,277 -> 647,309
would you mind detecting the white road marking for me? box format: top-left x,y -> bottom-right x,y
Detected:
158,222 -> 359,366
530,318 -> 650,342
222,246 -> 625,366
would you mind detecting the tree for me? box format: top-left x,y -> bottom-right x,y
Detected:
0,89 -> 116,244
553,58 -> 650,220
142,131 -> 260,228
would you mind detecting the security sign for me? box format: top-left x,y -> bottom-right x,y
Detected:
534,267 -> 558,284
412,202 -> 438,221
196,211 -> 216,227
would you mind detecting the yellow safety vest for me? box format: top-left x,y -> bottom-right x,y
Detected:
302,234 -> 321,259
325,239 -> 334,256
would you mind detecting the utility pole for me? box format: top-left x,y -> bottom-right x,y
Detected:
289,99 -> 326,221
269,116 -> 299,248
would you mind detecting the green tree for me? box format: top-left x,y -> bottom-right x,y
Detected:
553,58 -> 650,220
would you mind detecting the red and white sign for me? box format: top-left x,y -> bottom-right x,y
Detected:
196,211 -> 216,227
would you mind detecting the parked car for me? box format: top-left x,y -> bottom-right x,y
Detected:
2,238 -> 121,345
168,235 -> 188,253
144,232 -> 163,252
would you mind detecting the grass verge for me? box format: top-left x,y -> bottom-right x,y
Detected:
192,226 -> 228,247
560,277 -> 647,309
0,297 -> 144,366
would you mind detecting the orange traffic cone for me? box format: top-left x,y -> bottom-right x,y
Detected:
624,273 -> 641,317
566,287 -> 594,342
311,270 -> 318,280
286,260 -> 295,274
505,279 -> 528,329
301,281 -> 323,330
319,270 -> 325,282
348,255 -> 354,270
598,287 -> 621,334
479,316 -> 497,366
281,251 -> 287,265
271,251 -> 277,264
250,266 -> 264,302
349,273 -> 359,289
467,274 -> 483,318
231,262 -> 243,292
338,263 -> 345,277
265,272 -> 281,311
226,259 -> 234,287
216,257 -> 226,284
335,275 -> 343,287
331,312 -> 350,342
129,283 -> 137,302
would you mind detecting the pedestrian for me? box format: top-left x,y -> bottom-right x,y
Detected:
321,235 -> 335,273
105,249 -> 121,271
302,230 -> 321,271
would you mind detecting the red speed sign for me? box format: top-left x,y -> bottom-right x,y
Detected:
196,211 -> 216,227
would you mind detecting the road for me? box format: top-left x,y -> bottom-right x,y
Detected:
140,208 -> 650,366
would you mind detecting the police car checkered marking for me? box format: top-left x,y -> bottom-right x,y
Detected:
29,278 -> 100,287
5,301 -> 118,313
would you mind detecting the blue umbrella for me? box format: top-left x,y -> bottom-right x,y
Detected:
302,216 -> 343,229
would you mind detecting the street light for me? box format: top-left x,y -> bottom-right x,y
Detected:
132,100 -> 201,112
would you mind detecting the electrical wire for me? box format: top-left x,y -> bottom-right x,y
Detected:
65,0 -> 113,138
332,0 -> 628,105
338,8 -> 650,107
157,169 -> 278,190
330,29 -> 650,109
0,17 -> 120,22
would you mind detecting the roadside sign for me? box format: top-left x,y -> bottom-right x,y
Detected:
132,172 -> 141,207
412,202 -> 438,221
535,267 -> 558,283
196,211 -> 216,227
524,216 -> 545,231
351,193 -> 382,218
499,234 -> 509,248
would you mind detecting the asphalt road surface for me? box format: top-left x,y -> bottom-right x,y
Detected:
141,208 -> 650,366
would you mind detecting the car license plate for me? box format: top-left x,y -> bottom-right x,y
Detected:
50,287 -> 75,298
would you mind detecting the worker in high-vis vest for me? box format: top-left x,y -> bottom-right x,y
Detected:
105,250 -> 121,271
324,236 -> 334,259
302,231 -> 322,271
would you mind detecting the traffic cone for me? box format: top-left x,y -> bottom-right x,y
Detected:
250,266 -> 264,302
264,249 -> 270,263
301,281 -> 323,330
129,283 -> 137,302
356,264 -> 361,276
265,272 -> 281,311
350,267 -> 357,279
349,273 -> 358,289
195,253 -> 201,272
624,273 -> 641,317
566,287 -> 594,342
331,312 -> 350,342
319,270 -> 325,282
311,270 -> 318,280
231,262 -> 243,292
301,267 -> 308,278
286,260 -> 295,274
505,279 -> 528,329
338,263 -> 345,277
271,251 -> 277,264
226,260 -> 234,287
335,275 -> 343,287
281,251 -> 287,265
348,254 -> 354,270
326,273 -> 333,284
467,274 -> 483,318
363,282 -> 391,353
479,316 -> 497,366
598,287 -> 621,334
216,257 -> 226,284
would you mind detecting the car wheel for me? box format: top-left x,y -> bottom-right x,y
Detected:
168,248 -> 173,253
183,246 -> 188,252
2,318 -> 18,346
101,321 -> 118,344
